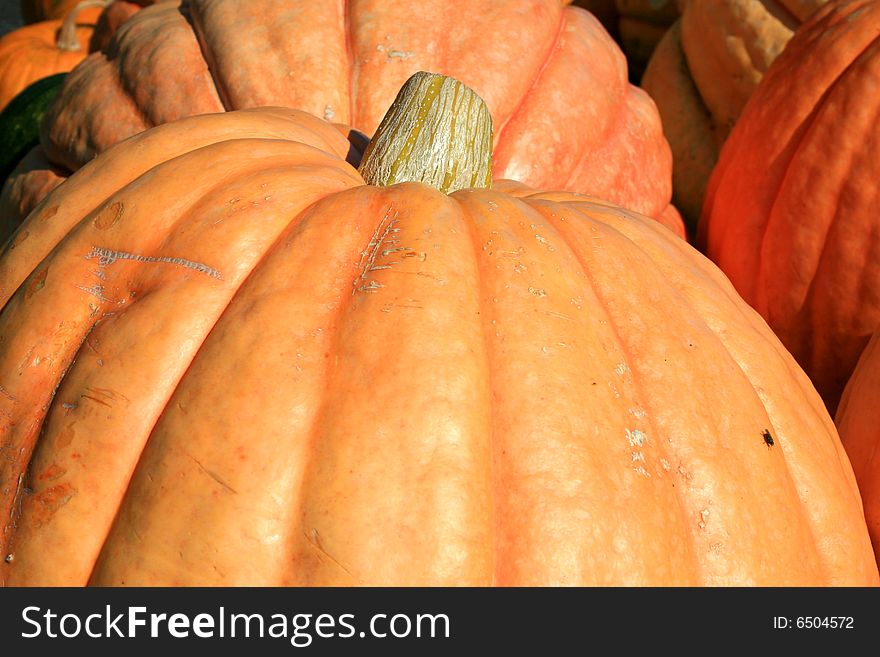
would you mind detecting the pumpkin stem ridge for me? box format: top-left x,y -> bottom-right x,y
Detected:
56,0 -> 113,51
358,72 -> 493,194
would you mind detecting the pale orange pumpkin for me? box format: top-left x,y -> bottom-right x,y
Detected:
0,74 -> 874,586
36,0 -> 678,227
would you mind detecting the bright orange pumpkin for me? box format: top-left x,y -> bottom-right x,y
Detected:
0,1 -> 107,113
38,0 -> 678,228
699,0 -> 880,414
0,74 -> 875,586
836,328 -> 880,566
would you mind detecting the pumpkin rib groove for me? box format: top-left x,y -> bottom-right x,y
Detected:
698,0 -> 880,411
556,200 -> 850,582
606,212 -> 869,582
753,40 -> 878,316
76,170 -> 354,586
103,5 -> 169,131
288,187 -> 396,585
493,7 -> 568,149
85,186 -> 371,586
180,1 -> 231,113
548,204 -> 738,581
539,201 -> 706,581
0,315 -> 101,581
8,109 -> 358,306
454,192 -> 499,586
749,34 -> 880,404
0,142 -> 363,585
272,184 -> 496,586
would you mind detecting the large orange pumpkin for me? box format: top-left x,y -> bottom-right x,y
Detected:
699,0 -> 880,414
0,74 -> 875,586
36,0 -> 677,227
0,0 -> 107,113
836,328 -> 880,566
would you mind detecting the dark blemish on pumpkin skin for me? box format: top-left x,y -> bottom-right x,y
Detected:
9,229 -> 29,250
31,483 -> 76,527
762,429 -> 774,448
93,201 -> 124,230
25,268 -> 48,299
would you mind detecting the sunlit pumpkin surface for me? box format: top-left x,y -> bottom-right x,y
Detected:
41,0 -> 676,221
699,0 -> 880,414
0,107 -> 875,586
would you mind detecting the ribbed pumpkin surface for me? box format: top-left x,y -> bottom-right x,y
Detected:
0,107 -> 875,586
641,0 -> 829,231
40,0 -> 675,223
699,0 -> 880,413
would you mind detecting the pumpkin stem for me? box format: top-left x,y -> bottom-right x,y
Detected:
56,0 -> 112,52
358,72 -> 493,194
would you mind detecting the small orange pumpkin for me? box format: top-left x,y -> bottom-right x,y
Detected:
0,0 -> 108,113
0,73 -> 874,586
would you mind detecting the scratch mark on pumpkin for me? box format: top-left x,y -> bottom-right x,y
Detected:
353,209 -> 406,294
75,284 -> 112,303
186,453 -> 238,495
85,247 -> 222,280
80,387 -> 130,409
0,385 -> 16,403
32,483 -> 76,528
305,529 -> 355,580
386,49 -> 414,59
9,474 -> 24,523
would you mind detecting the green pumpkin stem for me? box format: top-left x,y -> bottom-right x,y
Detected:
56,0 -> 113,52
358,72 -> 493,194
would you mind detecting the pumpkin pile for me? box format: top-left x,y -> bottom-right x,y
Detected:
640,0 -> 830,232
0,0 -> 878,586
5,0 -> 684,238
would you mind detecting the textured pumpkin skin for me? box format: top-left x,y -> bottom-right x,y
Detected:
0,107 -> 876,586
87,0 -> 149,51
0,6 -> 102,113
700,0 -> 880,414
836,330 -> 880,565
641,0 -> 828,232
40,0 -> 677,226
